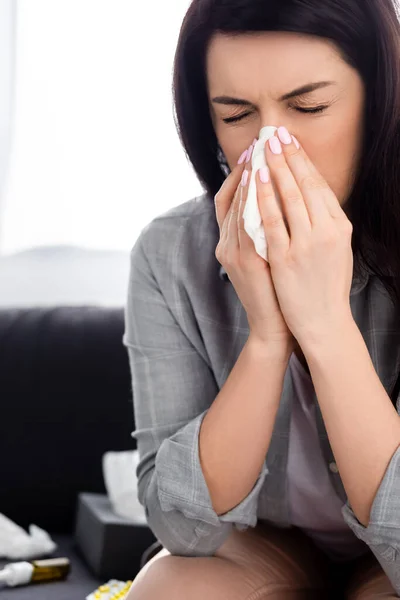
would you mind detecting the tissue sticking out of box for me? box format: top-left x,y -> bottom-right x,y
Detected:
243,125 -> 287,263
102,450 -> 147,524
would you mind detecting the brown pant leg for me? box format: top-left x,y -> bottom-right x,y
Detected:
126,520 -> 331,600
344,550 -> 398,599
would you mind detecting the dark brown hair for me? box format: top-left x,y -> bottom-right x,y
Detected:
172,0 -> 400,315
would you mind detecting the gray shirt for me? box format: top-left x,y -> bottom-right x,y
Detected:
287,351 -> 370,563
123,193 -> 400,594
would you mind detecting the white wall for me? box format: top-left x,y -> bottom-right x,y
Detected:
0,0 -> 16,252
0,0 -> 202,257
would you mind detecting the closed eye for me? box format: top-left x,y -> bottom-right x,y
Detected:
223,105 -> 329,124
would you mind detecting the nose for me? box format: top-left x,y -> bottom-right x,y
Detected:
258,107 -> 292,134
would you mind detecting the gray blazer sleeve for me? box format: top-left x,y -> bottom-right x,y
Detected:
341,389 -> 400,595
122,229 -> 268,557
341,442 -> 400,595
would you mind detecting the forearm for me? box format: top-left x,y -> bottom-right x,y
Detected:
303,317 -> 400,527
199,336 -> 293,516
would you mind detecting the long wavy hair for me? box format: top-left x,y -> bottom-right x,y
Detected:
172,0 -> 400,316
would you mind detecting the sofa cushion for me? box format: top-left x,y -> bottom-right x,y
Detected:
0,307 -> 134,533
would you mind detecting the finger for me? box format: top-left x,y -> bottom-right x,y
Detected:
265,131 -> 313,240
289,134 -> 346,221
238,166 -> 259,256
268,129 -> 344,231
222,169 -> 245,251
214,144 -> 252,234
227,142 -> 255,246
222,144 -> 254,246
256,164 -> 290,257
220,181 -> 238,246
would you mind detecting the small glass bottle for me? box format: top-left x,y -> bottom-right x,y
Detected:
0,557 -> 70,587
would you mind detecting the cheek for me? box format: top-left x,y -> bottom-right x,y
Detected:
307,138 -> 358,205
224,147 -> 244,172
214,126 -> 257,172
220,140 -> 249,172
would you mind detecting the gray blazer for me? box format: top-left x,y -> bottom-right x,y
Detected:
123,193 -> 400,594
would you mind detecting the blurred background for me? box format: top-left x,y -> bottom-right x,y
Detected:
0,0 -> 202,307
0,2 -> 205,592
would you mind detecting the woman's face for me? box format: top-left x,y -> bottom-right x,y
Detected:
207,31 -> 366,208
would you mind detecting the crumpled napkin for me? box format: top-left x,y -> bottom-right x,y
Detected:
243,125 -> 285,263
0,513 -> 57,560
102,450 -> 147,523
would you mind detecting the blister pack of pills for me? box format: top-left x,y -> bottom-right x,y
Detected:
86,579 -> 133,600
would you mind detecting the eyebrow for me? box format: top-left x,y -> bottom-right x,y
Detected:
211,81 -> 336,107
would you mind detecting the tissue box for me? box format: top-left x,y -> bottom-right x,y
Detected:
74,493 -> 157,581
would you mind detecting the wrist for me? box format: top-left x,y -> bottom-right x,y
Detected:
247,334 -> 295,363
300,313 -> 358,358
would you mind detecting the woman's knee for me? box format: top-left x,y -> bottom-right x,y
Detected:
126,523 -> 330,600
125,554 -> 185,600
125,551 -> 251,600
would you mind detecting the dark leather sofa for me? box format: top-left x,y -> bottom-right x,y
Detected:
0,306 -> 157,599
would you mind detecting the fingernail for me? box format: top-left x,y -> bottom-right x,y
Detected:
278,126 -> 292,145
246,145 -> 253,163
292,135 -> 300,149
237,149 -> 248,165
259,166 -> 270,183
269,136 -> 282,155
241,169 -> 249,187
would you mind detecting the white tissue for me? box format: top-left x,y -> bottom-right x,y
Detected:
243,125 -> 284,263
0,513 -> 56,560
102,450 -> 147,523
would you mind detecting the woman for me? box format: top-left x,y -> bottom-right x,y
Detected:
124,0 -> 400,597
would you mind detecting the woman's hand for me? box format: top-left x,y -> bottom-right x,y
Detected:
214,143 -> 296,351
256,127 -> 355,349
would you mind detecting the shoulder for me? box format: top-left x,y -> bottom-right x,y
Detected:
130,193 -> 220,281
139,193 -> 215,244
